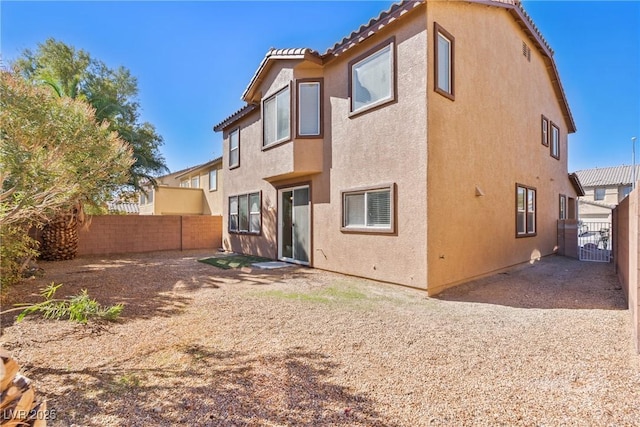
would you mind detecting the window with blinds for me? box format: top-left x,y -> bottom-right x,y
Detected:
342,185 -> 394,232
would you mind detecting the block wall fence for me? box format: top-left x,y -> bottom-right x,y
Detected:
77,215 -> 222,256
612,190 -> 640,354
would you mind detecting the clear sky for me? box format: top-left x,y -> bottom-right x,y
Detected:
2,1 -> 639,174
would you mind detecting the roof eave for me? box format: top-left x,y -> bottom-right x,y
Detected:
213,103 -> 259,132
175,157 -> 223,179
241,49 -> 322,102
570,173 -> 586,197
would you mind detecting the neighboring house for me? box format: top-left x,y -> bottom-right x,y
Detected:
139,157 -> 223,215
574,165 -> 638,223
213,0 -> 582,295
107,201 -> 139,215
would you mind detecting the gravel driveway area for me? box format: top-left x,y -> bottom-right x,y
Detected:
1,251 -> 639,426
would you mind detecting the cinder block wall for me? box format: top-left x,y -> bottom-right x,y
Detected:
78,215 -> 222,256
613,192 -> 639,354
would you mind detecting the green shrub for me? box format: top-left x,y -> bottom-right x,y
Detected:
0,224 -> 40,289
11,282 -> 124,323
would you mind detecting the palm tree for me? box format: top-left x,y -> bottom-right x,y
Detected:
16,40 -> 168,260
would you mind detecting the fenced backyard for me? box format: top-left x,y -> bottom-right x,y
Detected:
1,251 -> 638,426
76,215 -> 222,256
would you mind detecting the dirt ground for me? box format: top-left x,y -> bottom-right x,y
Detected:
1,251 -> 639,426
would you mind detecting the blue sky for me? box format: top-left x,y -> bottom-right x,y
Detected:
2,1 -> 639,174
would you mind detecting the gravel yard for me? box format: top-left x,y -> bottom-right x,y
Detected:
1,251 -> 639,426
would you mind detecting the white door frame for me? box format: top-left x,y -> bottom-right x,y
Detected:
277,185 -> 311,265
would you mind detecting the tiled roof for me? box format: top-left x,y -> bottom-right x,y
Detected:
107,202 -> 139,214
574,165 -> 640,187
241,48 -> 321,101
213,104 -> 259,132
578,199 -> 615,210
324,0 -> 424,57
175,156 -> 223,179
214,0 -> 575,133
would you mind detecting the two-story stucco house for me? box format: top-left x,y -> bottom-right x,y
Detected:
213,0 -> 582,295
139,157 -> 223,216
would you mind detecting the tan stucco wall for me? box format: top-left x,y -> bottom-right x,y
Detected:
220,2 -> 577,294
312,11 -> 428,288
153,187 -> 205,215
222,10 -> 429,288
425,2 -> 579,294
141,162 -> 223,216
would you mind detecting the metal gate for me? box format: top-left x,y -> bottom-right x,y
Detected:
578,221 -> 612,262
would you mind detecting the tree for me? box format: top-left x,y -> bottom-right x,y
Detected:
12,38 -> 169,191
0,71 -> 133,282
11,39 -> 169,261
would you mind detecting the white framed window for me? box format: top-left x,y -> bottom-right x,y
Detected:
435,23 -> 454,99
621,185 -> 632,199
229,192 -> 261,234
342,184 -> 394,232
559,194 -> 567,220
516,184 -> 536,237
147,190 -> 153,203
180,179 -> 189,188
229,196 -> 238,232
249,192 -> 261,233
140,193 -> 146,205
191,176 -> 200,189
551,123 -> 560,159
229,128 -> 240,168
350,39 -> 394,114
297,80 -> 322,136
209,169 -> 218,191
263,86 -> 290,146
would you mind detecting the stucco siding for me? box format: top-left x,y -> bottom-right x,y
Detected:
425,2 -> 578,294
312,12 -> 428,288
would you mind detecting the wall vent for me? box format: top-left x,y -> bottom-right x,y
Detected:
522,41 -> 531,62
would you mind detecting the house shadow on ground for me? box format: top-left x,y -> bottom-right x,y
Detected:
0,250 -> 313,326
27,346 -> 396,427
434,255 -> 627,310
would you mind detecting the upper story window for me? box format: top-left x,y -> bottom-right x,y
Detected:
297,79 -> 323,137
263,86 -> 290,147
594,187 -> 606,201
180,179 -> 189,188
541,115 -> 549,146
229,128 -> 240,168
551,123 -> 560,159
516,184 -> 536,237
191,176 -> 200,189
209,169 -> 218,191
349,38 -> 395,114
434,23 -> 455,100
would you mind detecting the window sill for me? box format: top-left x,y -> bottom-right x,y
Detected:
435,87 -> 455,101
348,96 -> 395,119
229,230 -> 261,236
229,164 -> 240,170
516,233 -> 537,238
262,138 -> 291,151
341,226 -> 395,235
